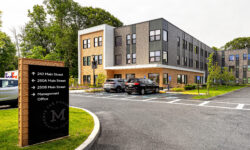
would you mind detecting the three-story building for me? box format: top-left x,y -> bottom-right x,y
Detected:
78,18 -> 214,88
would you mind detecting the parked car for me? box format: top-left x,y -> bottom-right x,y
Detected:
125,78 -> 159,95
104,78 -> 125,92
0,78 -> 18,107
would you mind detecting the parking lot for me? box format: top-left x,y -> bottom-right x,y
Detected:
72,91 -> 250,111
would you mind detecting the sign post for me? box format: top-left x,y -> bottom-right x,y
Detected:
197,76 -> 200,95
18,58 -> 69,147
168,76 -> 172,91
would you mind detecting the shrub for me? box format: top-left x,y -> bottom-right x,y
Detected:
171,88 -> 184,92
184,84 -> 196,90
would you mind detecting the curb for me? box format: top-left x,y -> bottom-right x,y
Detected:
69,90 -> 86,94
205,86 -> 246,100
71,106 -> 100,150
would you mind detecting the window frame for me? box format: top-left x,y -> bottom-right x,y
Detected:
132,53 -> 136,64
98,55 -> 102,65
126,53 -> 131,64
163,73 -> 168,85
126,34 -> 131,45
98,36 -> 102,46
229,55 -> 234,61
115,36 -> 122,46
150,30 -> 161,42
132,34 -> 136,44
163,30 -> 168,42
149,50 -> 161,62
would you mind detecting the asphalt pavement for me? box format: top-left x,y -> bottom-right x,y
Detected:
70,88 -> 250,150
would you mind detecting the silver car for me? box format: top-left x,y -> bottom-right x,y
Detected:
104,78 -> 125,93
0,78 -> 18,107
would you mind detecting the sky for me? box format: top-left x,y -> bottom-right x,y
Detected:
0,0 -> 250,48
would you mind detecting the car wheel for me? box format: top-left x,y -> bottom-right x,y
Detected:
127,92 -> 132,95
140,88 -> 145,95
105,89 -> 110,93
155,87 -> 159,93
116,86 -> 121,93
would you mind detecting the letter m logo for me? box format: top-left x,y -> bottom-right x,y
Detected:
50,109 -> 66,122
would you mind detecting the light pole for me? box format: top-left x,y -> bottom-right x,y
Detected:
92,55 -> 97,87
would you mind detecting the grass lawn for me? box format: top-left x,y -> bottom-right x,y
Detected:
184,85 -> 246,99
0,107 -> 94,150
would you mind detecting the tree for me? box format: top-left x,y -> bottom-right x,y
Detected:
20,0 -> 123,77
0,10 -> 2,28
213,62 -> 222,85
212,46 -> 220,51
223,37 -> 250,50
96,73 -> 106,86
206,53 -> 215,95
0,31 -> 17,77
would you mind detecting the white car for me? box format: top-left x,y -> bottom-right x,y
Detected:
0,78 -> 18,107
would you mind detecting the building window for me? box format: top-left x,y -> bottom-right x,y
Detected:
83,75 -> 91,84
189,58 -> 193,67
163,30 -> 168,41
163,51 -> 168,64
132,53 -> 136,64
126,54 -> 131,64
98,55 -> 102,65
149,51 -> 161,62
177,55 -> 180,65
200,49 -> 203,57
83,39 -> 90,49
87,56 -> 91,66
126,74 -> 135,79
248,54 -> 250,60
150,30 -> 161,41
196,60 -> 199,69
163,73 -> 168,84
205,51 -> 207,58
114,74 -> 122,78
83,57 -> 87,66
126,34 -> 131,45
94,37 -> 98,47
229,55 -> 234,61
200,62 -> 204,70
98,36 -> 102,46
229,66 -> 234,72
189,43 -> 193,52
184,57 -> 187,66
177,37 -> 180,47
115,36 -> 122,46
148,73 -> 159,84
132,34 -> 136,44
243,54 -> 247,60
177,74 -> 187,84
94,55 -> 98,63
194,46 -> 199,55
248,65 -> 250,71
236,54 -> 239,61
115,55 -> 122,65
182,39 -> 187,49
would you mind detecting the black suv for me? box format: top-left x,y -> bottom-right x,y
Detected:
125,78 -> 159,95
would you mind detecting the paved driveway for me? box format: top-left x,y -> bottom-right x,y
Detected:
70,88 -> 250,150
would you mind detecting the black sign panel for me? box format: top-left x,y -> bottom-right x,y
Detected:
28,65 -> 69,145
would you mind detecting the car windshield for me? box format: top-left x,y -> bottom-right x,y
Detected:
127,79 -> 139,83
0,80 -> 18,88
106,79 -> 115,82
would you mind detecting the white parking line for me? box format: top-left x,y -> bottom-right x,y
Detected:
71,94 -> 250,111
199,101 -> 210,106
142,98 -> 157,101
236,104 -> 245,109
168,99 -> 181,103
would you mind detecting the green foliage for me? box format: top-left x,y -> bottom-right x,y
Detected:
0,108 -> 94,150
20,0 -> 123,77
184,84 -> 196,90
212,46 -> 220,51
221,67 -> 236,86
0,10 -> 2,28
0,31 -> 17,77
96,73 -> 106,86
223,37 -> 250,50
206,52 -> 214,95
